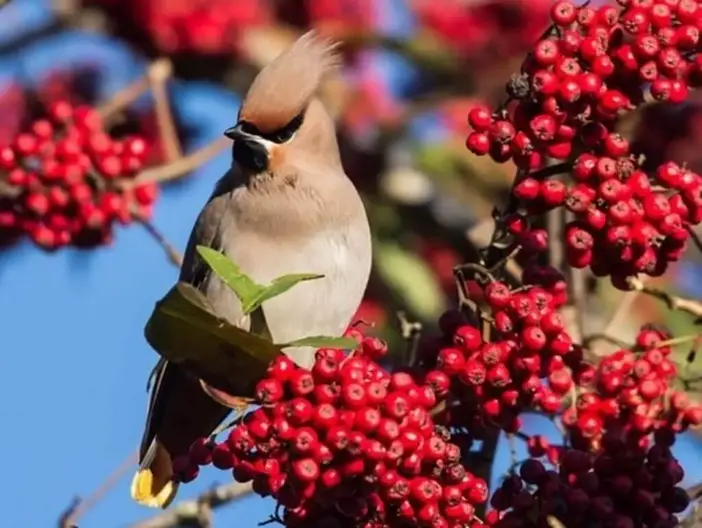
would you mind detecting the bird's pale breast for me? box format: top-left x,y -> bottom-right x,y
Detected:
205,219 -> 371,368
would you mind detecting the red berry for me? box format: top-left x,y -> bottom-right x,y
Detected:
467,106 -> 492,131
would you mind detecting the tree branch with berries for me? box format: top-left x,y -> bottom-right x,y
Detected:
0,58 -> 228,263
38,0 -> 702,526
131,1 -> 702,526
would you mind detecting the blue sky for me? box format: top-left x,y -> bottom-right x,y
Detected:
2,1 -> 702,527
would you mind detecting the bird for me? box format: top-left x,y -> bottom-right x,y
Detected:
131,30 -> 373,509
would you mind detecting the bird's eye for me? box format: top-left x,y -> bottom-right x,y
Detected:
270,127 -> 296,144
267,112 -> 304,144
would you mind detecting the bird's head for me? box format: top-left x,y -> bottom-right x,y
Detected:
225,31 -> 342,175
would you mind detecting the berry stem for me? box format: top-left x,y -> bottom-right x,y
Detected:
454,262 -> 497,283
131,208 -> 182,267
524,161 -> 573,181
488,244 -> 521,274
652,334 -> 702,350
396,310 -> 422,366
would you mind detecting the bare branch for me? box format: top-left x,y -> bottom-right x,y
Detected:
147,60 -> 182,163
132,210 -> 183,268
397,311 -> 422,367
129,137 -> 230,187
130,482 -> 253,528
59,451 -> 137,528
629,276 -> 702,320
97,60 -> 171,119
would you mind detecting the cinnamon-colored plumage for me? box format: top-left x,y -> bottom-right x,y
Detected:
132,31 -> 372,508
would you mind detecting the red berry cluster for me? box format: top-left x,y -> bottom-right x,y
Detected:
0,100 -> 159,249
465,0 -> 702,285
86,0 -> 273,55
414,0 -> 552,60
487,431 -> 689,528
172,345 -> 488,528
429,265 -> 590,434
564,326 -> 702,449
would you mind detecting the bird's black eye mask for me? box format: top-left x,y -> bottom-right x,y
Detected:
239,109 -> 305,144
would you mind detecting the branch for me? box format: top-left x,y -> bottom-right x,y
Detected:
58,450 -> 137,528
57,498 -> 79,528
628,276 -> 702,320
130,482 -> 253,528
132,209 -> 183,268
146,60 -> 182,163
97,59 -> 173,119
397,311 -> 422,367
128,137 -> 230,187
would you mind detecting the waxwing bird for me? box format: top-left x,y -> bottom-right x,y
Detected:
132,31 -> 373,508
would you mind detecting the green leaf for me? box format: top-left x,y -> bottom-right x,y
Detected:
243,273 -> 324,314
144,282 -> 282,398
197,246 -> 325,315
196,246 -> 264,305
280,335 -> 359,350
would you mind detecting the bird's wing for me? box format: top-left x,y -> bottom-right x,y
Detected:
133,169 -> 243,507
179,167 -> 242,287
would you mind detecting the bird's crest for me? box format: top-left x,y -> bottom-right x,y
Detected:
239,31 -> 341,134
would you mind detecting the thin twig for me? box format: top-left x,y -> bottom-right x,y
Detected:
132,210 -> 183,268
129,137 -> 230,187
467,219 -> 523,279
687,225 -> 702,254
130,482 -> 253,528
629,276 -> 702,320
488,245 -> 521,274
147,59 -> 182,162
397,311 -> 422,367
58,497 -> 80,528
59,450 -> 137,527
454,262 -> 497,283
96,71 -> 153,119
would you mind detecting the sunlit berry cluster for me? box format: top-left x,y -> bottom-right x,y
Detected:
487,431 -> 689,528
564,327 -> 702,449
0,100 -> 158,249
171,344 -> 488,528
466,0 -> 702,285
423,261 -> 587,436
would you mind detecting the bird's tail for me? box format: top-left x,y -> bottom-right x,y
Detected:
130,441 -> 179,509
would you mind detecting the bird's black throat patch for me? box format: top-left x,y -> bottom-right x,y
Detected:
232,138 -> 269,173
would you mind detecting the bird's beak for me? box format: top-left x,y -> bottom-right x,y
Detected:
224,123 -> 245,141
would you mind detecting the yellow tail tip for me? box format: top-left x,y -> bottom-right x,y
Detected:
130,469 -> 178,509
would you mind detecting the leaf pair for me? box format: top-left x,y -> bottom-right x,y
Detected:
143,246 -> 358,398
194,246 -> 357,350
195,246 -> 324,316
